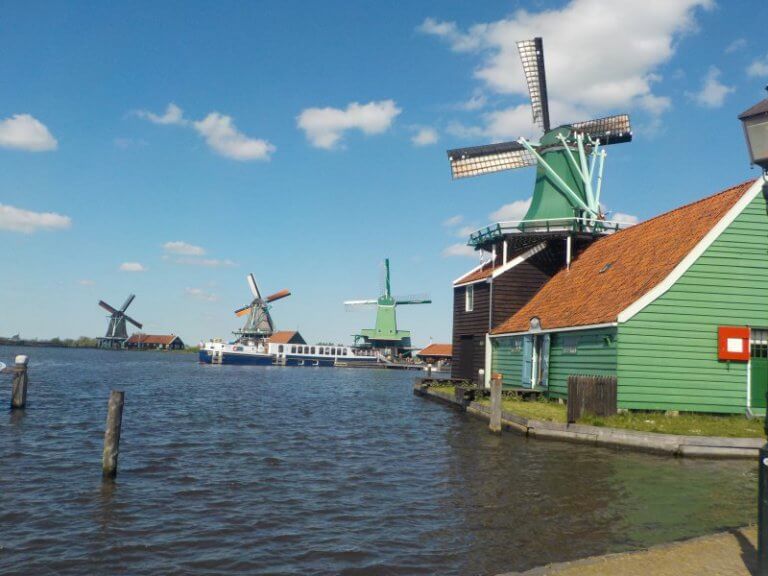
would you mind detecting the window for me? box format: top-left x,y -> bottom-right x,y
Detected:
511,337 -> 522,353
465,284 -> 474,312
311,346 -> 316,354
278,345 -> 284,354
563,335 -> 579,354
291,346 -> 296,353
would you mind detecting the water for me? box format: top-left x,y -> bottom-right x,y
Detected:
0,346 -> 757,575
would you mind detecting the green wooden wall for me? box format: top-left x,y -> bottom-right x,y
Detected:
547,328 -> 618,399
618,190 -> 768,414
492,336 -> 523,388
491,327 -> 617,393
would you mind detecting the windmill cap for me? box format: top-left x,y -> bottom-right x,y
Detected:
738,98 -> 768,120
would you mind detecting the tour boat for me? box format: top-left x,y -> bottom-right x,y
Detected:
198,338 -> 380,367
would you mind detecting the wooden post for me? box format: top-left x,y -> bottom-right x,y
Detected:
10,355 -> 29,410
102,390 -> 125,478
489,373 -> 503,433
427,364 -> 432,377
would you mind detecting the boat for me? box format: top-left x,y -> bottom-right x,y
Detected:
199,273 -> 380,368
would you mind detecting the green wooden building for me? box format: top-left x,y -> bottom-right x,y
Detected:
488,179 -> 768,415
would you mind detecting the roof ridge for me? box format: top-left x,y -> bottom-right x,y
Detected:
610,178 -> 756,234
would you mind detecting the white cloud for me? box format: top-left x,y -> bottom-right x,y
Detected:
725,38 -> 747,54
748,53 -> 768,77
297,100 -> 401,149
412,127 -> 438,146
442,215 -> 463,227
612,212 -> 640,226
457,91 -> 487,111
135,103 -> 186,126
456,225 -> 477,238
489,198 -> 532,222
185,287 -> 219,302
120,262 -> 147,272
163,240 -> 206,256
193,113 -> 275,161
420,0 -> 712,134
688,67 -> 735,108
0,114 -> 58,152
136,103 -> 275,161
78,279 -> 95,286
0,204 -> 71,233
442,243 -> 477,258
174,257 -> 237,268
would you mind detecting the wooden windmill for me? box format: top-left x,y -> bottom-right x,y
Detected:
97,294 -> 142,349
447,37 -> 633,248
345,258 -> 431,355
233,273 -> 291,341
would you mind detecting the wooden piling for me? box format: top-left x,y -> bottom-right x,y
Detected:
10,355 -> 29,410
102,390 -> 125,478
489,373 -> 502,434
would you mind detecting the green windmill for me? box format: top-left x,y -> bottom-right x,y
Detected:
447,38 -> 633,248
345,258 -> 431,356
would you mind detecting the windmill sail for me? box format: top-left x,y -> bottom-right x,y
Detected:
233,273 -> 290,340
447,141 -> 537,179
97,294 -> 142,348
569,114 -> 633,145
517,37 -> 550,133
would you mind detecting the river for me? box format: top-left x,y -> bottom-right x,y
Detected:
0,346 -> 757,575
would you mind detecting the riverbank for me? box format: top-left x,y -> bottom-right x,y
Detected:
501,526 -> 757,575
415,383 -> 764,458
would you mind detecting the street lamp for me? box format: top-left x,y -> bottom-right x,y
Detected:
740,88 -> 768,576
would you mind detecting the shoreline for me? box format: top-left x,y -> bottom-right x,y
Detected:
413,382 -> 764,459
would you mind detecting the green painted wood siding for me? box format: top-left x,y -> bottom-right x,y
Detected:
547,328 -> 618,399
492,337 -> 523,388
491,328 -> 617,392
618,191 -> 768,414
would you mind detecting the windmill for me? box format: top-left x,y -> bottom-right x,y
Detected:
97,294 -> 142,349
233,273 -> 291,342
447,37 -> 633,249
345,258 -> 431,356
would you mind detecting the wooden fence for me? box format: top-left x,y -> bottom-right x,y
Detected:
567,375 -> 617,423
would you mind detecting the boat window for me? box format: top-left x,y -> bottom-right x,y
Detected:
234,346 -> 243,351
291,346 -> 296,353
278,345 -> 284,354
325,347 -> 331,355
311,346 -> 315,354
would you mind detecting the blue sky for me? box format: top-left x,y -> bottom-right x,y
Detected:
1,0 -> 767,346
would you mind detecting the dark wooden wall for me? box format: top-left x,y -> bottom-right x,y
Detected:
451,282 -> 490,381
490,259 -> 553,329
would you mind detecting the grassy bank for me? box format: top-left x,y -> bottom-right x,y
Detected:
426,385 -> 765,438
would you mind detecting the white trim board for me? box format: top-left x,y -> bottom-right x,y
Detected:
491,322 -> 618,338
618,179 -> 762,323
453,259 -> 490,287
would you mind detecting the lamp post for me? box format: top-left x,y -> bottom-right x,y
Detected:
740,88 -> 768,575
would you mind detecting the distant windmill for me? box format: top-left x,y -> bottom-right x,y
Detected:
233,273 -> 291,342
447,37 -> 633,247
345,258 -> 431,355
97,294 -> 142,349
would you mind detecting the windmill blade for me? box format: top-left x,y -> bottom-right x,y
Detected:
124,314 -> 143,329
517,37 -> 550,133
234,305 -> 252,317
120,294 -> 136,312
447,141 -> 536,179
247,273 -> 261,299
98,300 -> 119,315
344,299 -> 378,311
266,289 -> 291,303
569,114 -> 632,145
394,293 -> 431,305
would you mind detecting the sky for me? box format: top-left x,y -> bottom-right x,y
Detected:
1,0 -> 768,347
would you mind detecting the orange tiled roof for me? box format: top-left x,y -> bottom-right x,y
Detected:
418,343 -> 452,357
267,331 -> 301,344
492,180 -> 756,334
454,261 -> 499,286
126,334 -> 180,345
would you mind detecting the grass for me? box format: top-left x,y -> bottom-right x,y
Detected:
425,385 -> 766,438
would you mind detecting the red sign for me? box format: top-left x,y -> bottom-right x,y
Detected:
718,326 -> 750,361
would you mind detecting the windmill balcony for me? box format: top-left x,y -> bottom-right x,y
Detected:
468,216 -> 628,249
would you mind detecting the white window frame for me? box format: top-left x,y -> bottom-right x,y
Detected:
465,284 -> 474,312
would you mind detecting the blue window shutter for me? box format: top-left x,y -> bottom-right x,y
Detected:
522,335 -> 534,387
540,334 -> 551,388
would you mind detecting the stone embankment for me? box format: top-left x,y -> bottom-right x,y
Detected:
414,383 -> 764,459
